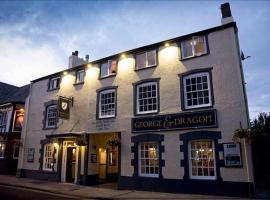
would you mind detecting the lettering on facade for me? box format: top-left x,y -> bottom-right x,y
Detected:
132,110 -> 217,133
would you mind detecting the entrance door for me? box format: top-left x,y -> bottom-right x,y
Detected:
99,148 -> 107,180
66,147 -> 76,182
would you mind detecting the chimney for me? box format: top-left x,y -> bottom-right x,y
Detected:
220,3 -> 234,25
68,50 -> 87,68
85,54 -> 89,62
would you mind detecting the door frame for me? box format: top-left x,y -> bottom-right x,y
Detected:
61,141 -> 78,183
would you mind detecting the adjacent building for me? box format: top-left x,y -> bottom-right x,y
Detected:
17,3 -> 254,197
0,82 -> 29,174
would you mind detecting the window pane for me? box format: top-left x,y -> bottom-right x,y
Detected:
99,90 -> 116,118
182,39 -> 193,58
101,62 -> 108,77
136,53 -> 146,69
194,36 -> 206,56
147,50 -> 156,66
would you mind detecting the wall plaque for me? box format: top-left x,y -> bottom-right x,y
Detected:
132,109 -> 217,133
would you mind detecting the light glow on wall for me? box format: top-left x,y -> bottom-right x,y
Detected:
159,45 -> 178,62
86,66 -> 99,79
61,74 -> 73,85
118,57 -> 134,73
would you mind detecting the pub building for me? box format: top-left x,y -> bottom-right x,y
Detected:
17,3 -> 254,197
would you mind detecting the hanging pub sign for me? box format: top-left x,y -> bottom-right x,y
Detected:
13,109 -> 25,132
132,109 -> 217,133
58,96 -> 72,119
223,143 -> 242,167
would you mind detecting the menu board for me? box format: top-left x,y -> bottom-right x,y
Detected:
223,143 -> 242,167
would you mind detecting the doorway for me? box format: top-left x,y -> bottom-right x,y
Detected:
66,147 -> 76,182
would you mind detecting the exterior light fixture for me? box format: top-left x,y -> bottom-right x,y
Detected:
87,64 -> 92,68
63,71 -> 68,76
121,54 -> 126,59
165,43 -> 170,47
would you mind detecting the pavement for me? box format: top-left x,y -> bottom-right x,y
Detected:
0,175 -> 254,200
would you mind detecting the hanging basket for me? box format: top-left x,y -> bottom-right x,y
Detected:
233,128 -> 252,143
107,137 -> 121,149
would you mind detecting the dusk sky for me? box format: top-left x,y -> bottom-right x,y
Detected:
0,0 -> 269,119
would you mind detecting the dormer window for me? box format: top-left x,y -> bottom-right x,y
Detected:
100,60 -> 117,78
136,49 -> 157,70
181,36 -> 207,59
49,77 -> 60,90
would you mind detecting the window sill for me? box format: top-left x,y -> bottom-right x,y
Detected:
181,105 -> 214,112
180,52 -> 209,61
99,74 -> 116,80
96,116 -> 116,120
134,111 -> 159,117
42,127 -> 57,130
73,81 -> 84,86
135,65 -> 157,72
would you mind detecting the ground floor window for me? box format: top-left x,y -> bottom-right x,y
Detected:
43,144 -> 54,171
139,142 -> 159,177
0,142 -> 5,158
189,140 -> 216,180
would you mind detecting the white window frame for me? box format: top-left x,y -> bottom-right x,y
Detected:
99,89 -> 116,119
136,49 -> 157,69
45,105 -> 58,128
43,144 -> 54,171
136,82 -> 158,114
100,60 -> 117,78
13,144 -> 20,159
49,77 -> 60,90
76,69 -> 85,83
139,142 -> 159,178
188,140 -> 216,180
181,36 -> 207,59
0,142 -> 5,159
183,72 -> 212,109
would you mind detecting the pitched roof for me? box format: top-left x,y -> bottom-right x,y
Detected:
0,82 -> 30,105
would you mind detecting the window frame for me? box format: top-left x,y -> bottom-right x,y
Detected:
139,141 -> 159,178
180,35 -> 208,60
45,105 -> 58,128
75,69 -> 85,84
0,111 -> 7,132
188,139 -> 216,180
43,143 -> 54,171
135,49 -> 157,70
180,68 -> 214,111
133,78 -> 160,116
13,144 -> 20,159
48,77 -> 60,91
97,86 -> 118,119
99,59 -> 117,79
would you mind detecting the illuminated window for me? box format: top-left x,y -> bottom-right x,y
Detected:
43,144 -> 54,171
49,77 -> 60,90
100,60 -> 117,78
46,105 -> 57,128
76,69 -> 85,83
136,82 -> 158,114
99,89 -> 116,118
189,140 -> 216,180
183,72 -> 212,109
0,142 -> 6,159
181,36 -> 207,59
136,49 -> 157,70
139,142 -> 159,177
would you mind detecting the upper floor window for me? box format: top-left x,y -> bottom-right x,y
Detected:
136,49 -> 157,70
45,105 -> 57,128
0,111 -> 7,132
43,143 -> 54,171
75,69 -> 85,84
136,82 -> 158,115
0,142 -> 6,159
183,72 -> 212,109
98,89 -> 116,118
49,77 -> 60,90
139,142 -> 159,177
181,36 -> 207,59
100,60 -> 117,78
